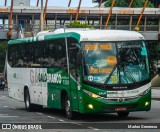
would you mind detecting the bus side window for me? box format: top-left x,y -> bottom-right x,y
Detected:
54,39 -> 67,70
68,38 -> 79,79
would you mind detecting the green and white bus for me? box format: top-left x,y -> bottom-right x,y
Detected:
7,29 -> 151,119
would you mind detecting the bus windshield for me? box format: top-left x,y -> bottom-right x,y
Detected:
82,41 -> 150,85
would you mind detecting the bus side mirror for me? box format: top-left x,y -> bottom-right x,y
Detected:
76,53 -> 82,66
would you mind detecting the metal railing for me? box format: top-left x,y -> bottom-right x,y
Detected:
0,23 -> 159,37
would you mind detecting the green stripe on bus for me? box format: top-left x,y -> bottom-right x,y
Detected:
8,32 -> 80,45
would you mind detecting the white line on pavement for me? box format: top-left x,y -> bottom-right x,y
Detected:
11,107 -> 16,109
88,126 -> 99,130
36,112 -> 43,115
3,106 -> 8,108
47,116 -> 55,119
59,119 -> 65,122
0,114 -> 18,118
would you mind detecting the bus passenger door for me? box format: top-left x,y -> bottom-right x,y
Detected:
68,40 -> 79,111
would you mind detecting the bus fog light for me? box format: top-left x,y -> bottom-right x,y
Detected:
145,102 -> 149,106
88,104 -> 94,109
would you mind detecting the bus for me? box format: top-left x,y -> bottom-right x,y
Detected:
7,29 -> 151,119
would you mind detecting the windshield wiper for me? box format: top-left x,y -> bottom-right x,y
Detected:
123,66 -> 139,86
103,64 -> 118,88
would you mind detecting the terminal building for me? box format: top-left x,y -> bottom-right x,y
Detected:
0,0 -> 160,40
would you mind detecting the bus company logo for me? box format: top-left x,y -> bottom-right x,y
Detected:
30,70 -> 62,84
118,98 -> 124,102
88,76 -> 93,81
38,73 -> 61,84
2,124 -> 11,129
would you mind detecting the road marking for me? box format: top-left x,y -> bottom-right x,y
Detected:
36,112 -> 43,115
0,114 -> 18,118
47,116 -> 55,119
11,107 -> 16,109
59,119 -> 65,122
71,122 -> 82,126
88,126 -> 99,130
3,106 -> 8,108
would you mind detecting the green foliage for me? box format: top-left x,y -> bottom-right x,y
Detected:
104,0 -> 154,8
67,21 -> 94,28
0,41 -> 7,73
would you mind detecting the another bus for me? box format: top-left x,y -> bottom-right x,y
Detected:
7,29 -> 151,119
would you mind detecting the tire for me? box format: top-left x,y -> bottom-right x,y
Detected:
65,95 -> 76,119
24,89 -> 34,111
24,89 -> 43,112
117,112 -> 129,118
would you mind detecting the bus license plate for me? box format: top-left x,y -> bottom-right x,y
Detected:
115,107 -> 126,111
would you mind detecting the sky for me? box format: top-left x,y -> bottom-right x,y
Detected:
0,0 -> 97,7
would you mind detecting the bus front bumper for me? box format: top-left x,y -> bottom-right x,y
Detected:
81,90 -> 151,114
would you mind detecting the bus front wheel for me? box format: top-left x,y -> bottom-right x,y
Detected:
65,95 -> 75,119
117,112 -> 129,118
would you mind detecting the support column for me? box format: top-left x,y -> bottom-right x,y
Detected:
144,16 -> 147,31
70,14 -> 72,22
55,14 -> 57,29
100,15 -> 102,29
129,15 -> 132,31
85,15 -> 87,23
16,14 -> 18,30
159,18 -> 160,32
115,14 -> 117,29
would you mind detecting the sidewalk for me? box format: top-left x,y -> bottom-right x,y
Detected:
152,87 -> 160,100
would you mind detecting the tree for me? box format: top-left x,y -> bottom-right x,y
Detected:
104,0 -> 154,8
66,21 -> 94,28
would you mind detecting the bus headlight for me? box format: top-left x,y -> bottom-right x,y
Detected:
139,88 -> 150,96
83,89 -> 100,98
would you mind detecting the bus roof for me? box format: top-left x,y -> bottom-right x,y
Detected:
8,32 -> 80,45
54,29 -> 145,41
